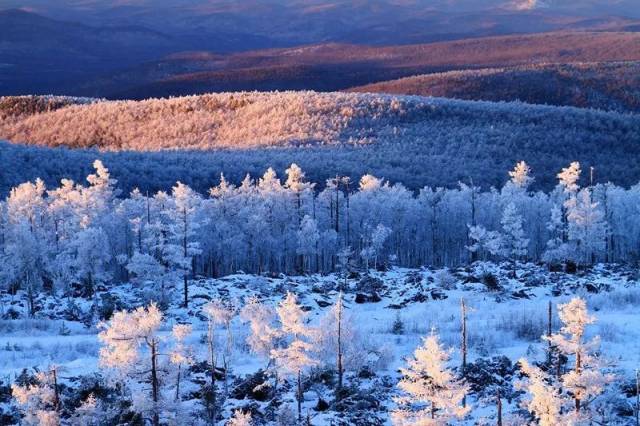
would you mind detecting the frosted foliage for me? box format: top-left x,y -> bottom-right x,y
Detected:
271,292 -> 317,376
11,371 -> 59,426
566,189 -> 606,264
392,332 -> 469,425
315,293 -> 367,371
227,409 -> 253,426
2,160 -> 640,299
501,202 -> 529,259
171,324 -> 194,366
240,296 -> 279,360
518,359 -> 562,426
509,161 -> 534,189
557,161 -> 581,194
98,303 -> 163,374
203,298 -> 235,326
275,292 -> 309,337
546,298 -> 614,420
285,163 -> 313,194
359,174 -> 383,192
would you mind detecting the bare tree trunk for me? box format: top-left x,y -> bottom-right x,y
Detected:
175,364 -> 181,401
575,351 -> 582,412
51,367 -> 60,411
337,297 -> 343,396
497,388 -> 502,426
150,340 -> 159,426
183,207 -> 189,308
636,370 -> 640,426
298,369 -> 303,422
208,322 -> 217,424
547,300 -> 553,365
461,298 -> 467,408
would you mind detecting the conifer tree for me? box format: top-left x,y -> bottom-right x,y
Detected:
392,330 -> 469,425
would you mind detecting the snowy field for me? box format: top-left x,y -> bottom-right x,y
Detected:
1,262 -> 639,425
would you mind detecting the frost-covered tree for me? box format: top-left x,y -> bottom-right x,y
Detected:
558,162 -> 582,196
517,359 -> 562,426
467,225 -> 502,261
170,323 -> 193,401
11,370 -> 59,426
543,205 -> 569,264
227,409 -> 253,426
546,298 -> 614,420
98,303 -> 164,425
68,227 -> 111,297
361,223 -> 391,270
1,221 -> 48,314
500,202 -> 529,273
240,296 -> 280,366
315,291 -> 369,397
164,182 -> 202,307
271,292 -> 318,421
296,215 -> 319,273
392,330 -> 469,425
71,393 -> 101,426
508,161 -> 534,190
203,298 -> 236,393
126,251 -> 163,286
566,189 -> 606,265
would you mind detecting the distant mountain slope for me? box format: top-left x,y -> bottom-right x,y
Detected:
1,92 -> 639,193
76,32 -> 640,99
0,9 -> 273,96
349,62 -> 640,113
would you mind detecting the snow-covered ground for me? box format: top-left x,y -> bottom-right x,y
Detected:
1,262 -> 639,424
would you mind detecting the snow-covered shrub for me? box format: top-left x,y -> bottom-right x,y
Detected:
434,269 -> 457,290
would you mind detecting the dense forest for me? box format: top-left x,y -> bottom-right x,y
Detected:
351,61 -> 640,113
1,92 -> 640,195
1,158 -> 638,305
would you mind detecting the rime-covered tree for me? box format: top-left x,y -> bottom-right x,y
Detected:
508,161 -> 534,190
98,303 -> 164,425
271,292 -> 318,422
11,370 -> 60,426
500,202 -> 529,274
518,359 -> 563,426
361,223 -> 392,270
467,225 -> 502,261
566,189 -> 606,265
203,298 -> 236,394
68,227 -> 112,297
165,182 -> 203,307
170,323 -> 194,401
227,409 -> 253,426
240,296 -> 280,367
546,298 -> 614,420
392,330 -> 469,425
315,292 -> 366,396
296,215 -> 320,273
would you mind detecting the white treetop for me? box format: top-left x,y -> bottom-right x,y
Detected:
557,162 -> 581,195
509,161 -> 534,189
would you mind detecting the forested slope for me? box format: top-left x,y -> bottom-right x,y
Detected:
350,61 -> 640,113
1,92 -> 639,194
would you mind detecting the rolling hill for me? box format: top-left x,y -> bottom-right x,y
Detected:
1,92 -> 639,195
75,32 -> 640,99
350,61 -> 640,113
